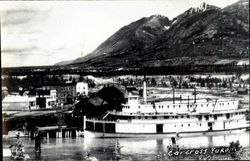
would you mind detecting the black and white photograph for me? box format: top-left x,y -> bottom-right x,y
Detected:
1,0 -> 249,160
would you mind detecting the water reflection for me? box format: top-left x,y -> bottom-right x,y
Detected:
156,139 -> 164,153
4,130 -> 249,160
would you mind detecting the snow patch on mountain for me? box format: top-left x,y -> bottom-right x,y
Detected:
189,2 -> 208,14
164,26 -> 170,30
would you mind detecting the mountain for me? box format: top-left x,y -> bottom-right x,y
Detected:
59,0 -> 249,68
54,59 -> 75,66
73,15 -> 171,66
139,1 -> 249,67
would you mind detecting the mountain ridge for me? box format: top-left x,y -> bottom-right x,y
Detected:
56,1 -> 249,68
73,14 -> 171,65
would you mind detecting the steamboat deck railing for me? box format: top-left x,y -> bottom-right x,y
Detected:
106,108 -> 247,116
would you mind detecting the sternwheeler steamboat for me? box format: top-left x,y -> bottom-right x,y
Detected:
84,80 -> 248,138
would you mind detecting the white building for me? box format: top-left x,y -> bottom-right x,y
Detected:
2,95 -> 36,111
46,90 -> 57,108
2,86 -> 8,99
76,82 -> 88,96
36,89 -> 57,108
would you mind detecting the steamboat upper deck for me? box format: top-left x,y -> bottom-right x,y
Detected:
84,80 -> 248,137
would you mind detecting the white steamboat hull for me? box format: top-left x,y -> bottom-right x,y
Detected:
84,127 -> 247,138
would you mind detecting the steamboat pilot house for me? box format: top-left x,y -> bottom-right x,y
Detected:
85,81 -> 248,137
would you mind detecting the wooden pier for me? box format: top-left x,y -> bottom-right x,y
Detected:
30,126 -> 84,138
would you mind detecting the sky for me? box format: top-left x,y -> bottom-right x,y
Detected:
0,0 -> 239,67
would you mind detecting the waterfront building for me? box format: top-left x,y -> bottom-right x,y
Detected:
237,88 -> 248,95
125,86 -> 139,95
2,95 -> 36,111
76,82 -> 88,96
43,82 -> 77,105
36,89 -> 57,108
2,86 -> 8,100
74,85 -> 125,117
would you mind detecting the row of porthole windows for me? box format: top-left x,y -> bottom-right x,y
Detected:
130,112 -> 244,120
229,120 -> 239,123
235,112 -> 245,115
132,115 -> 195,119
219,102 -> 235,106
156,102 -> 236,109
172,121 -> 237,128
129,97 -> 138,100
171,120 -> 239,128
156,104 -> 204,109
125,102 -> 237,110
157,105 -> 190,109
174,123 -> 202,127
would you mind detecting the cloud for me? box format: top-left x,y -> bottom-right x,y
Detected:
1,46 -> 38,55
1,9 -> 36,26
0,0 -> 240,67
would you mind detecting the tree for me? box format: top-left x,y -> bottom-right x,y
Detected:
69,76 -> 73,81
201,81 -> 205,87
171,79 -> 178,88
151,78 -> 157,86
72,78 -> 76,84
79,75 -> 84,82
182,81 -> 189,89
208,83 -> 212,89
229,140 -> 242,159
222,81 -> 227,88
229,81 -> 232,88
129,78 -> 134,85
236,71 -> 242,80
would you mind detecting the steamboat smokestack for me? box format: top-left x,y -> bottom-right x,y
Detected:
173,88 -> 175,104
143,76 -> 147,104
194,88 -> 196,103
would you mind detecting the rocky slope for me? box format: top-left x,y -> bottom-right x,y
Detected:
58,0 -> 249,68
54,60 -> 75,66
73,15 -> 171,66
138,1 -> 249,67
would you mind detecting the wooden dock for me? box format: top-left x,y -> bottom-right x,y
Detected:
34,126 -> 84,138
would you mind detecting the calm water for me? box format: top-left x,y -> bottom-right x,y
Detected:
3,130 -> 250,160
